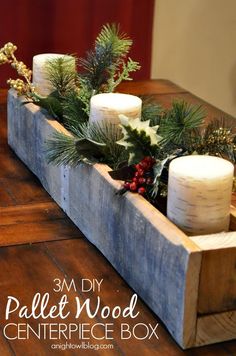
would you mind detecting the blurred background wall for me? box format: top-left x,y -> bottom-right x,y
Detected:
1,0 -> 236,118
151,0 -> 236,117
0,0 -> 154,84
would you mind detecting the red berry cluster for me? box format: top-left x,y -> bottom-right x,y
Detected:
124,156 -> 156,195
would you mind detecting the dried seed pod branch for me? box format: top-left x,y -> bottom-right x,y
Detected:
0,42 -> 35,96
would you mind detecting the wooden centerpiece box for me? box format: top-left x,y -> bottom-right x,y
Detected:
7,89 -> 236,349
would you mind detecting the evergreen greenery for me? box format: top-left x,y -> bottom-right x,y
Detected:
45,55 -> 78,97
159,100 -> 206,147
141,96 -> 163,125
46,121 -> 127,169
2,27 -> 235,202
28,91 -> 63,120
21,23 -> 235,199
40,23 -> 140,127
63,91 -> 89,131
77,23 -> 140,113
46,132 -> 80,166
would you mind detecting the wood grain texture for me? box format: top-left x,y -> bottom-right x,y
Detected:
0,243 -> 120,355
0,238 -> 227,356
195,311 -> 236,347
230,205 -> 236,230
190,218 -> 236,315
117,79 -> 187,95
197,247 -> 236,314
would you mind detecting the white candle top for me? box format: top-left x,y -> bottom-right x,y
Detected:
89,93 -> 142,125
90,93 -> 142,110
170,155 -> 234,180
33,53 -> 65,64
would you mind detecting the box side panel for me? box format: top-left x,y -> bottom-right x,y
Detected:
195,311 -> 236,346
198,247 -> 236,314
191,232 -> 236,314
7,90 -> 64,207
7,90 -> 202,348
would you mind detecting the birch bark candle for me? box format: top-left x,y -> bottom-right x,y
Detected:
32,54 -> 75,96
89,93 -> 142,125
167,155 -> 234,235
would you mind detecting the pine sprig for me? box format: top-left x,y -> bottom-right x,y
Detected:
46,121 -> 127,168
96,23 -> 132,57
46,132 -> 81,166
45,55 -> 78,97
63,91 -> 89,131
75,121 -> 127,167
78,23 -> 140,109
79,44 -> 114,91
159,100 -> 206,147
141,96 -> 163,125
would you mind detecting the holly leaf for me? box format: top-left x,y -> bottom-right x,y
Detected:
116,114 -> 162,164
108,165 -> 135,181
26,91 -> 64,120
75,138 -> 106,161
151,150 -> 182,197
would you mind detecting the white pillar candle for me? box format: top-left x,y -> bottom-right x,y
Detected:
32,53 -> 75,96
167,155 -> 234,235
89,93 -> 142,125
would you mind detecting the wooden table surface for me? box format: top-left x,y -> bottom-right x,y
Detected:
0,80 -> 236,355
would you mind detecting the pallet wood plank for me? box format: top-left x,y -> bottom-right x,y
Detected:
190,223 -> 236,315
195,311 -> 236,347
44,239 -> 235,355
197,248 -> 236,314
230,205 -> 236,230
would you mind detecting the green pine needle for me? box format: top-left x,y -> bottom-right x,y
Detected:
141,96 -> 163,125
78,23 -> 140,98
63,91 -> 89,131
46,121 -> 127,168
46,132 -> 81,166
45,55 -> 78,97
96,23 -> 132,58
75,121 -> 127,167
159,100 -> 206,147
79,44 -> 114,91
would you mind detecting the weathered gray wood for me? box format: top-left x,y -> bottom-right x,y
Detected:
7,89 -> 236,349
